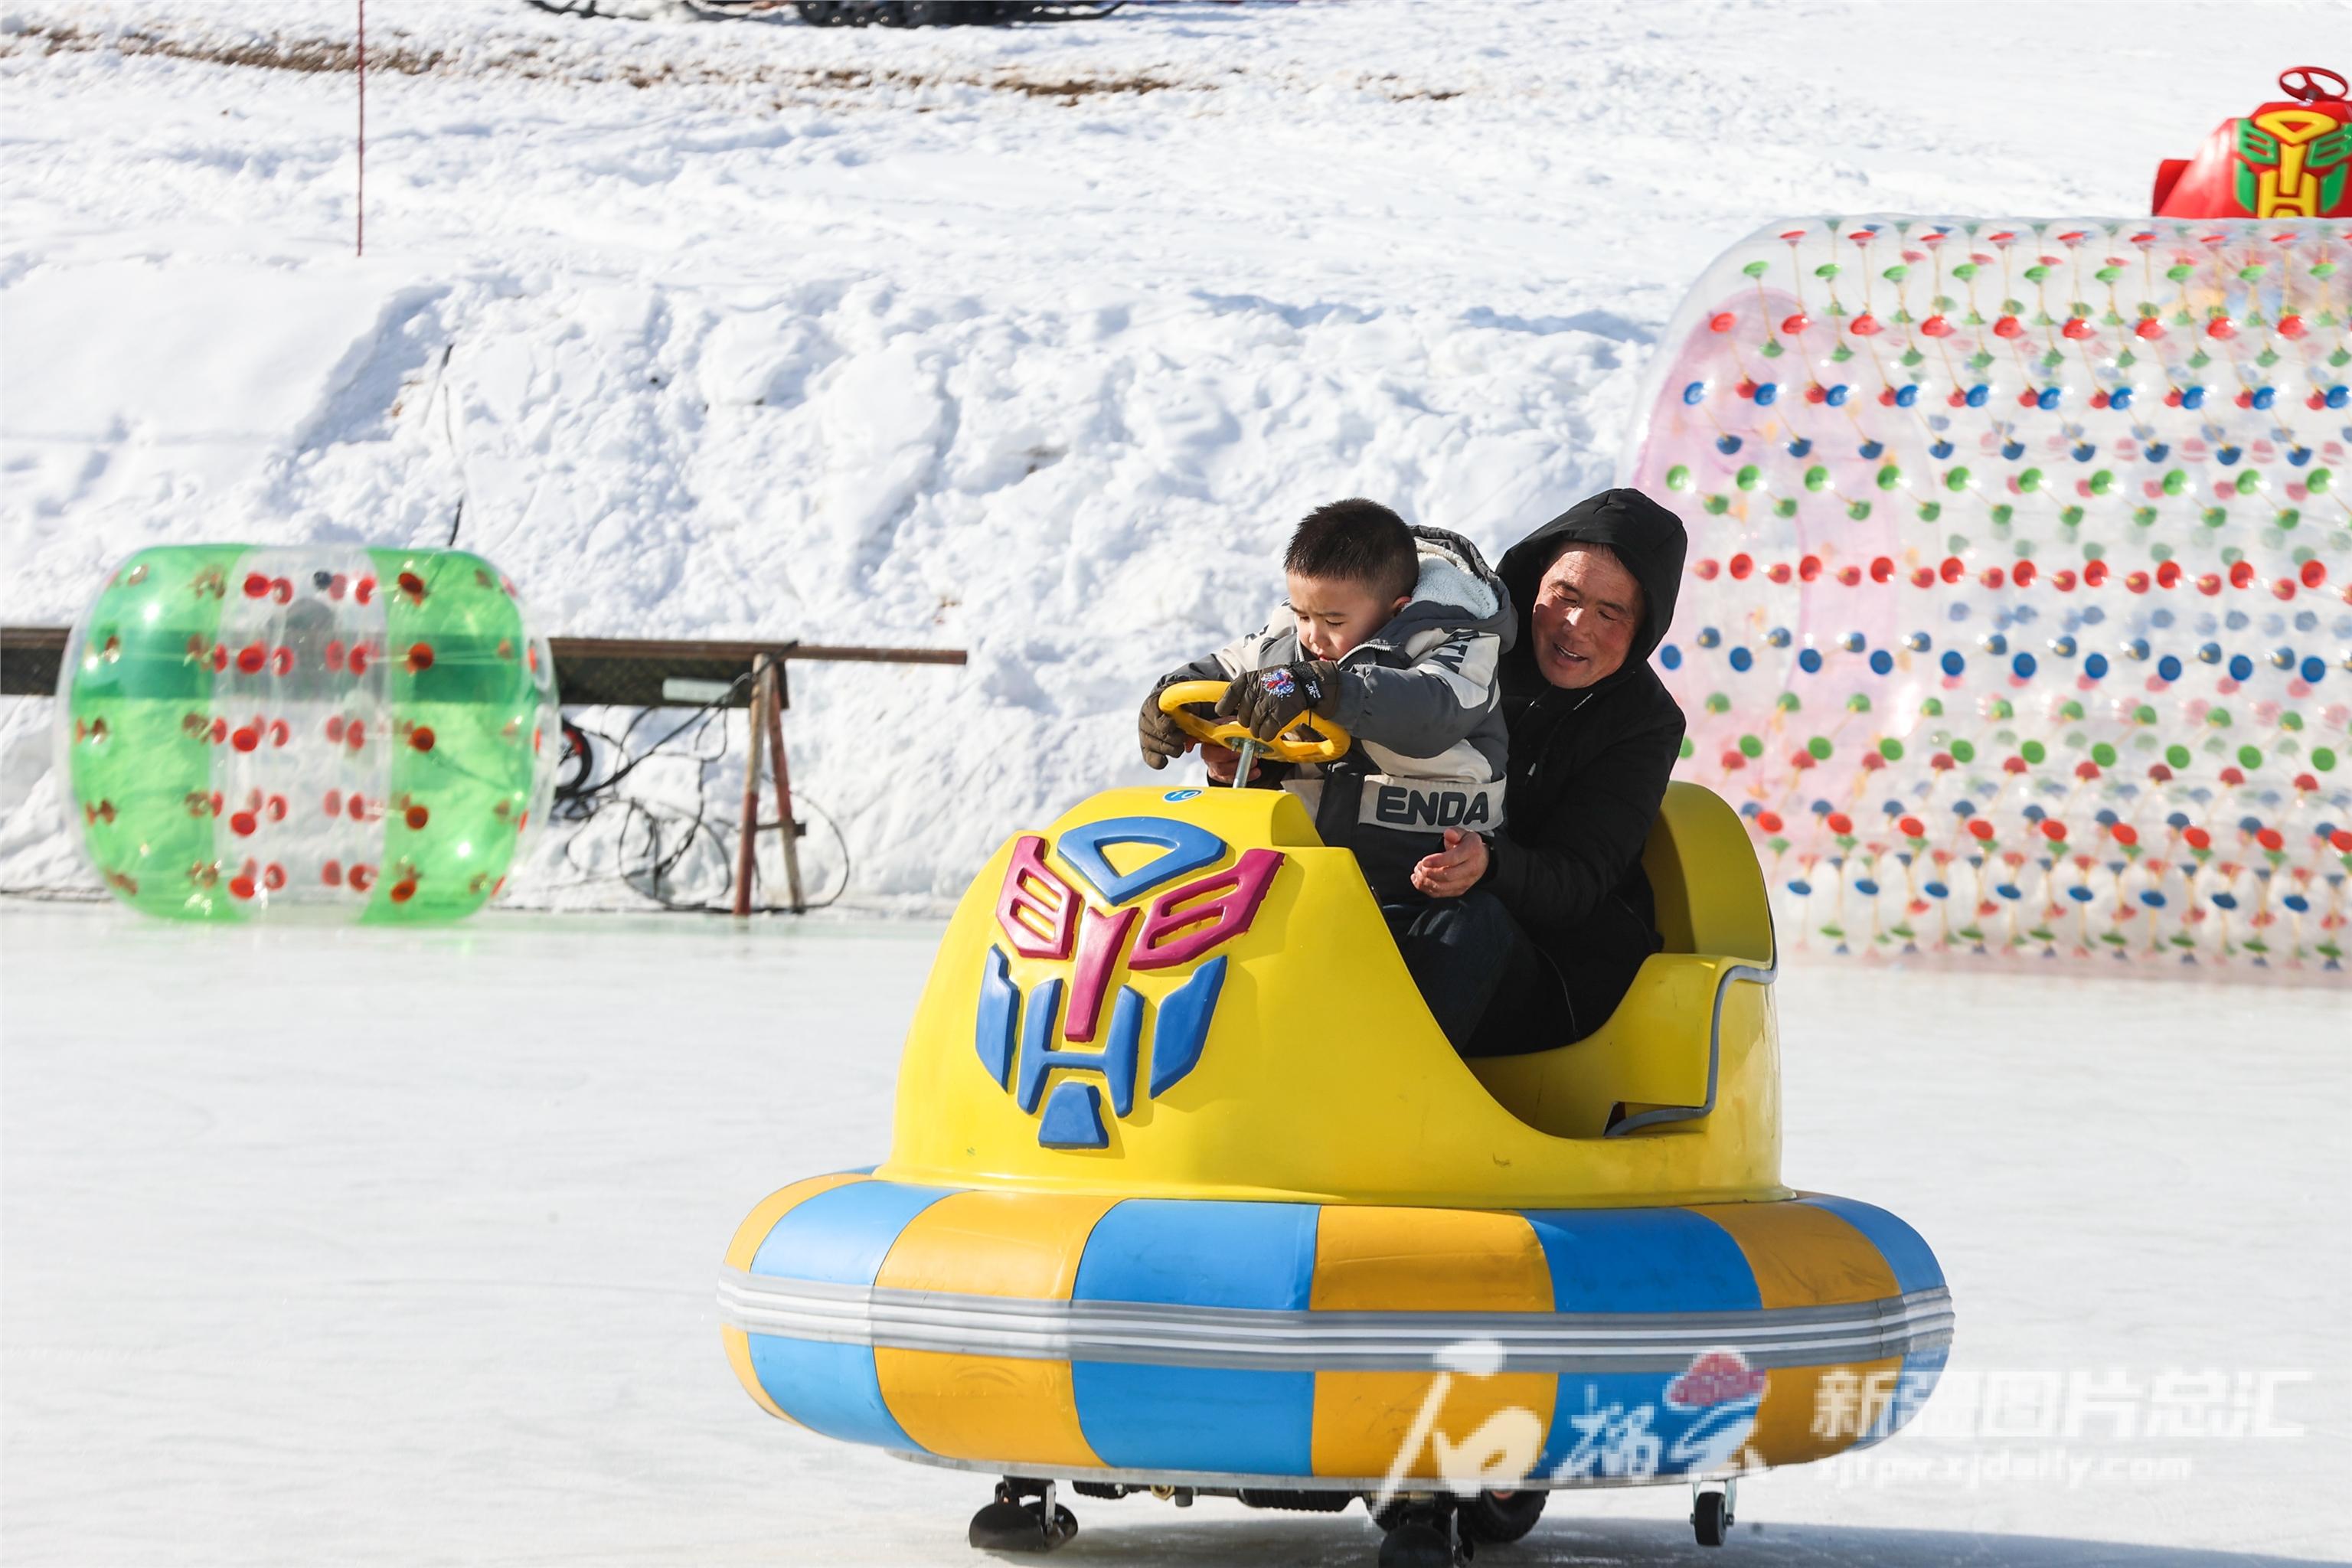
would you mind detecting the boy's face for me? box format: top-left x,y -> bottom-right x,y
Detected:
1285,571 -> 1410,662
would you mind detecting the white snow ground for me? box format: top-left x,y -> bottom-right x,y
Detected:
5,0 -> 2347,907
2,904 -> 2347,1566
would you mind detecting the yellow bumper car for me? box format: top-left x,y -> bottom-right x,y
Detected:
720,696 -> 1951,1562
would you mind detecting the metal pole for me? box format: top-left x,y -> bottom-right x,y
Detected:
356,0 -> 365,257
730,656 -> 769,918
763,663 -> 807,913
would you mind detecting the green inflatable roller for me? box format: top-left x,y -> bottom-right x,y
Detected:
56,545 -> 559,922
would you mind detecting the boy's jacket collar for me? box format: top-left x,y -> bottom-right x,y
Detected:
1349,525 -> 1516,658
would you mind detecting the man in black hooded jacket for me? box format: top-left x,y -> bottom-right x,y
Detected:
1404,488 -> 1688,1053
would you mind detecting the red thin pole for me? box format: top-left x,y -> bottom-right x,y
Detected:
356,0 -> 365,256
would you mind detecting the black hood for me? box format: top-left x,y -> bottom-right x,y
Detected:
1496,488 -> 1687,701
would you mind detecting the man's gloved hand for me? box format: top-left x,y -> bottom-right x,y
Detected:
1138,683 -> 1192,770
1219,659 -> 1342,742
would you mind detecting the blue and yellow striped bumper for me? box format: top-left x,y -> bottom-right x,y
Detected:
719,1174 -> 1952,1489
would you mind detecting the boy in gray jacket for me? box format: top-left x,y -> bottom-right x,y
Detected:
1137,498 -> 1514,1046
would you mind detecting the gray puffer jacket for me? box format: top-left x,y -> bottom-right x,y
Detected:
1163,526 -> 1515,852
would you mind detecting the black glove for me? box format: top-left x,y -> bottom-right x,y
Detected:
1138,682 -> 1191,770
1219,660 -> 1341,742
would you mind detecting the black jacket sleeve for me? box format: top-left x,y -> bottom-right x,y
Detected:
1483,701 -> 1685,931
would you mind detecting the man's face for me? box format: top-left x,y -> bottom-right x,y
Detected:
1530,545 -> 1643,690
1286,570 -> 1408,662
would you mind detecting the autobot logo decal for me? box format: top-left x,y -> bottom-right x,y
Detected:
975,816 -> 1281,1149
2235,109 -> 2351,217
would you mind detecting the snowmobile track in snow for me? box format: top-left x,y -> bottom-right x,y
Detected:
0,15 -> 1479,106
8,17 -> 1201,104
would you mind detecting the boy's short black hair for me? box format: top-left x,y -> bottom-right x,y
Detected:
1283,498 -> 1418,603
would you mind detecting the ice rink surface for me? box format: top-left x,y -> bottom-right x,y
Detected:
3,902 -> 2345,1566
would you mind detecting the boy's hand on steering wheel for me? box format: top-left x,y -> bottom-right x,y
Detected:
1137,684 -> 1194,770
1412,828 -> 1489,899
1219,659 -> 1341,742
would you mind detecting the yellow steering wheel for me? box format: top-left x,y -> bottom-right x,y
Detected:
1158,679 -> 1352,766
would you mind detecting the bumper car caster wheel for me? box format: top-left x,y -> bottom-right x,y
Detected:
1376,1497 -> 1470,1567
969,1478 -> 1077,1553
1459,1489 -> 1545,1544
1691,1479 -> 1736,1547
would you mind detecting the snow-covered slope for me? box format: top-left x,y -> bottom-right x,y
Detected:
2,0 -> 2334,906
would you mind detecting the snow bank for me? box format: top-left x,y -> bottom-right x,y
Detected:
1,0 -> 2321,909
